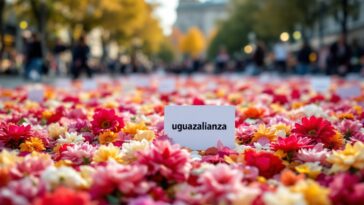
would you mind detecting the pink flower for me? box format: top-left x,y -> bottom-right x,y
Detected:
297,143 -> 329,164
236,125 -> 255,144
197,164 -> 244,204
91,161 -> 153,199
10,155 -> 53,179
338,120 -> 364,142
91,108 -> 124,134
128,196 -> 169,205
0,123 -> 32,148
329,173 -> 364,205
0,177 -> 45,204
61,142 -> 96,165
137,140 -> 191,183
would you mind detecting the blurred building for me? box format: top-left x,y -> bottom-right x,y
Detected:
175,0 -> 228,35
312,1 -> 364,46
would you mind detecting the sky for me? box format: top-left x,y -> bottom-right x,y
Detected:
149,0 -> 179,35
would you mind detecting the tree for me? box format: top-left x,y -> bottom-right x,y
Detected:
0,0 -> 5,58
180,27 -> 205,57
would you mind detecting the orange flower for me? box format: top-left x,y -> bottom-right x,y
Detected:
244,107 -> 264,119
99,131 -> 118,145
280,169 -> 304,186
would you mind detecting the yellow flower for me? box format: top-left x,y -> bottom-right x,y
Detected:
0,150 -> 19,167
42,110 -> 53,119
295,162 -> 322,178
336,112 -> 354,120
328,141 -> 364,172
19,137 -> 45,152
134,130 -> 155,141
272,123 -> 291,137
292,180 -> 330,205
252,124 -> 276,142
99,131 -> 118,144
93,144 -> 123,163
121,139 -> 150,163
48,123 -> 67,139
122,121 -> 148,135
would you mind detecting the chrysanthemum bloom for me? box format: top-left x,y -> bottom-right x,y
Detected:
292,179 -> 330,205
121,139 -> 150,163
197,164 -> 245,204
292,116 -> 336,148
0,177 -> 45,204
122,121 -> 148,136
235,125 -> 255,145
0,123 -> 32,148
93,144 -> 123,163
98,130 -> 118,144
10,153 -> 52,179
271,135 -> 312,153
137,140 -> 191,183
57,132 -> 84,144
90,161 -> 152,200
134,130 -> 155,141
244,149 -> 285,178
41,166 -> 87,189
263,186 -> 306,205
297,143 -> 329,164
295,162 -> 322,178
329,173 -> 364,205
328,141 -> 364,172
61,142 -> 96,165
91,108 -> 124,134
338,120 -> 364,142
33,187 -> 92,205
252,124 -> 276,143
243,107 -> 265,119
19,137 -> 46,152
47,123 -> 67,139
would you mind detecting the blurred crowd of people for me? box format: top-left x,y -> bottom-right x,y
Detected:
167,34 -> 364,77
1,33 -> 364,80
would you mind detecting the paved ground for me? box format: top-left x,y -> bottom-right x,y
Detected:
0,76 -> 57,88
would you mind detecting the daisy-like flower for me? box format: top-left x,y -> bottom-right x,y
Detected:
197,164 -> 245,204
328,141 -> 364,172
297,143 -> 329,164
134,130 -> 155,141
0,123 -> 32,148
10,153 -> 52,179
98,130 -> 118,145
292,116 -> 336,148
252,124 -> 276,143
19,137 -> 45,152
57,132 -> 84,144
0,149 -> 19,167
338,120 -> 364,142
235,125 -> 255,145
41,166 -> 87,189
295,162 -> 322,178
47,123 -> 67,139
271,135 -> 312,153
90,161 -> 152,199
33,187 -> 92,205
61,142 -> 96,165
137,140 -> 191,183
263,186 -> 307,205
244,149 -> 285,178
290,104 -> 329,120
121,139 -> 150,163
93,143 -> 123,163
292,179 -> 331,205
122,121 -> 148,135
91,108 -> 124,134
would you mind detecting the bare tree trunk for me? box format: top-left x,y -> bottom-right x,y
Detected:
30,0 -> 48,60
0,0 -> 5,60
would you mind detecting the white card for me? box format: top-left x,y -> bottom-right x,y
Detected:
28,88 -> 44,102
310,77 -> 331,93
336,86 -> 361,99
158,79 -> 176,93
164,106 -> 235,150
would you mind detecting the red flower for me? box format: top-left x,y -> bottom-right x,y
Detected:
33,187 -> 92,205
244,149 -> 284,178
0,123 -> 32,148
292,116 -> 336,147
271,135 -> 312,152
91,108 -> 124,134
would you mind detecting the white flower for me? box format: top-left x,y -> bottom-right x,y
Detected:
263,186 -> 307,205
41,166 -> 87,189
57,132 -> 84,144
290,104 -> 329,119
121,139 -> 150,162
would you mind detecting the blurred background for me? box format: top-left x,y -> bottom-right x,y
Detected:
0,0 -> 363,82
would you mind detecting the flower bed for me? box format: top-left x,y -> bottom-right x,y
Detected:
0,75 -> 364,205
